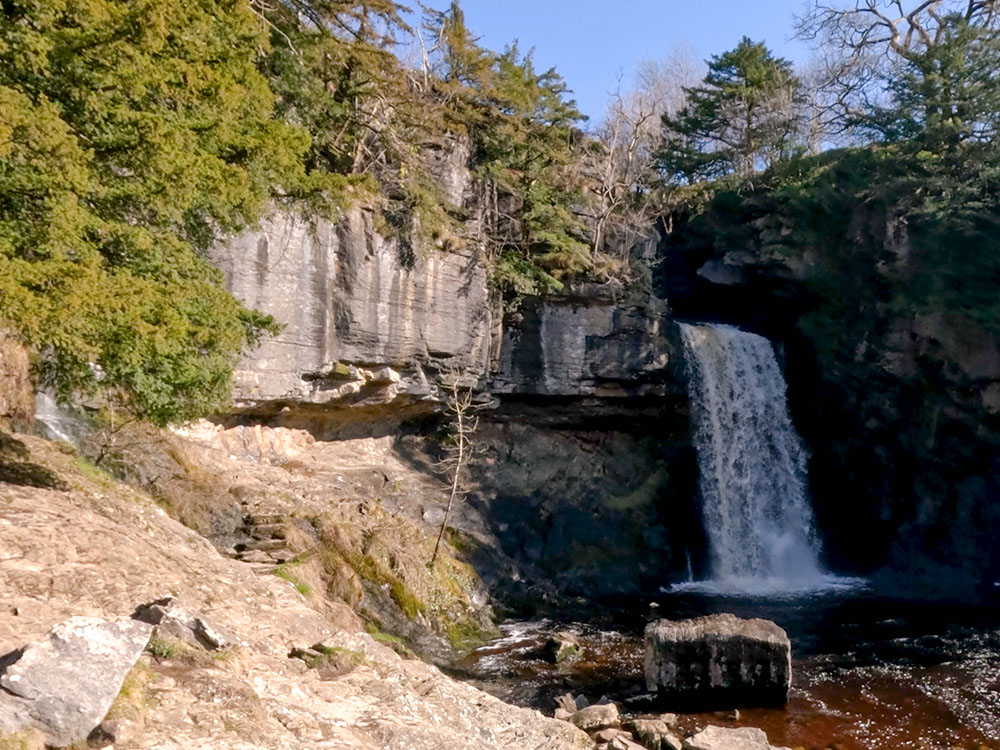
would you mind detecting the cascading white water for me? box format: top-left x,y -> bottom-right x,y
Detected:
34,392 -> 87,447
677,322 -> 850,595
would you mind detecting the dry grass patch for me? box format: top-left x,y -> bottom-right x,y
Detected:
0,730 -> 44,750
305,503 -> 495,649
103,660 -> 155,727
88,422 -> 236,535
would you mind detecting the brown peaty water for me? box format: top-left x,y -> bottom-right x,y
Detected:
455,594 -> 1000,750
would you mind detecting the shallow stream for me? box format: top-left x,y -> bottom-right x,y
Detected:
454,586 -> 1000,749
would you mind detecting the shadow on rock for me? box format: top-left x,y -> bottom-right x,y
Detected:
0,432 -> 67,490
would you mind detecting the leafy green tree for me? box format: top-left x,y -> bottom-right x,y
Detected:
420,0 -> 495,93
417,4 -> 591,301
475,46 -> 590,298
659,37 -> 804,182
0,0 -> 302,424
264,0 -> 479,260
493,47 -> 590,262
261,1 -> 412,177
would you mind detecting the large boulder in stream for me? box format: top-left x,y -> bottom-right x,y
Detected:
644,614 -> 791,708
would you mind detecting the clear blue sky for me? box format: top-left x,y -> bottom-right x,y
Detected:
409,1 -> 813,124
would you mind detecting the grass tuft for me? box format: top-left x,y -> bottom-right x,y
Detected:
274,564 -> 314,597
104,661 -> 154,726
365,622 -> 416,658
145,634 -> 181,660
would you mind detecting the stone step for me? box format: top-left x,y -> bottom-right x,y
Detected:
243,562 -> 278,574
245,514 -> 284,525
238,539 -> 288,553
238,549 -> 278,564
247,524 -> 287,539
268,549 -> 298,563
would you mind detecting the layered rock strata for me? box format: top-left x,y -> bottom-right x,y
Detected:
210,208 -> 494,434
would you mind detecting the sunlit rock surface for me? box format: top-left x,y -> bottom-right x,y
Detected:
683,725 -> 790,750
210,208 -> 494,411
492,283 -> 679,399
0,434 -> 592,750
0,616 -> 153,746
0,330 -> 32,428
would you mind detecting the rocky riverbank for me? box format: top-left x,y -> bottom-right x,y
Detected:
0,433 -> 591,749
0,432 -> 814,750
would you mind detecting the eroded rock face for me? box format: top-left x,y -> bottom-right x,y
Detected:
208,212 -> 696,608
0,330 -> 32,429
0,616 -> 153,747
644,614 -> 791,708
211,208 -> 493,414
467,421 -> 698,607
492,284 -> 681,399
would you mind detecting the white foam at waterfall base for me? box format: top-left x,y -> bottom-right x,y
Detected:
665,574 -> 867,598
675,322 -> 864,597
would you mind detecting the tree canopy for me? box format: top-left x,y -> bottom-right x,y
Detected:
0,0 -> 600,422
0,0 -> 304,424
658,37 -> 803,182
419,5 -> 590,300
859,13 -> 1000,149
797,0 -> 1000,140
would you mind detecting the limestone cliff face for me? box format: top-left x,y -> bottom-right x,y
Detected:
492,284 -> 681,400
212,212 -> 688,414
210,208 -> 494,415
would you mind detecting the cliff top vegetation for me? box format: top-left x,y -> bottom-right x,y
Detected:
3,0 -> 999,425
0,0 -> 598,424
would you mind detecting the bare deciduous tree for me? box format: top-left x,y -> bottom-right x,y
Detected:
429,379 -> 479,566
797,0 -> 1000,134
588,46 -> 701,266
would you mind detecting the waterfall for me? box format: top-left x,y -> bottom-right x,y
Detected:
678,322 -> 838,594
34,392 -> 88,447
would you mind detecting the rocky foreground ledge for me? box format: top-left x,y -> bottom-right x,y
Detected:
0,435 -> 590,749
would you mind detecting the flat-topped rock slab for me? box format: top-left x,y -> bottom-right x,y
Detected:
0,616 -> 153,746
644,613 -> 791,709
683,725 -> 791,750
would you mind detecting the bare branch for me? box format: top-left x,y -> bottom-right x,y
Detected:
796,0 -> 999,137
247,0 -> 299,55
430,377 -> 480,566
